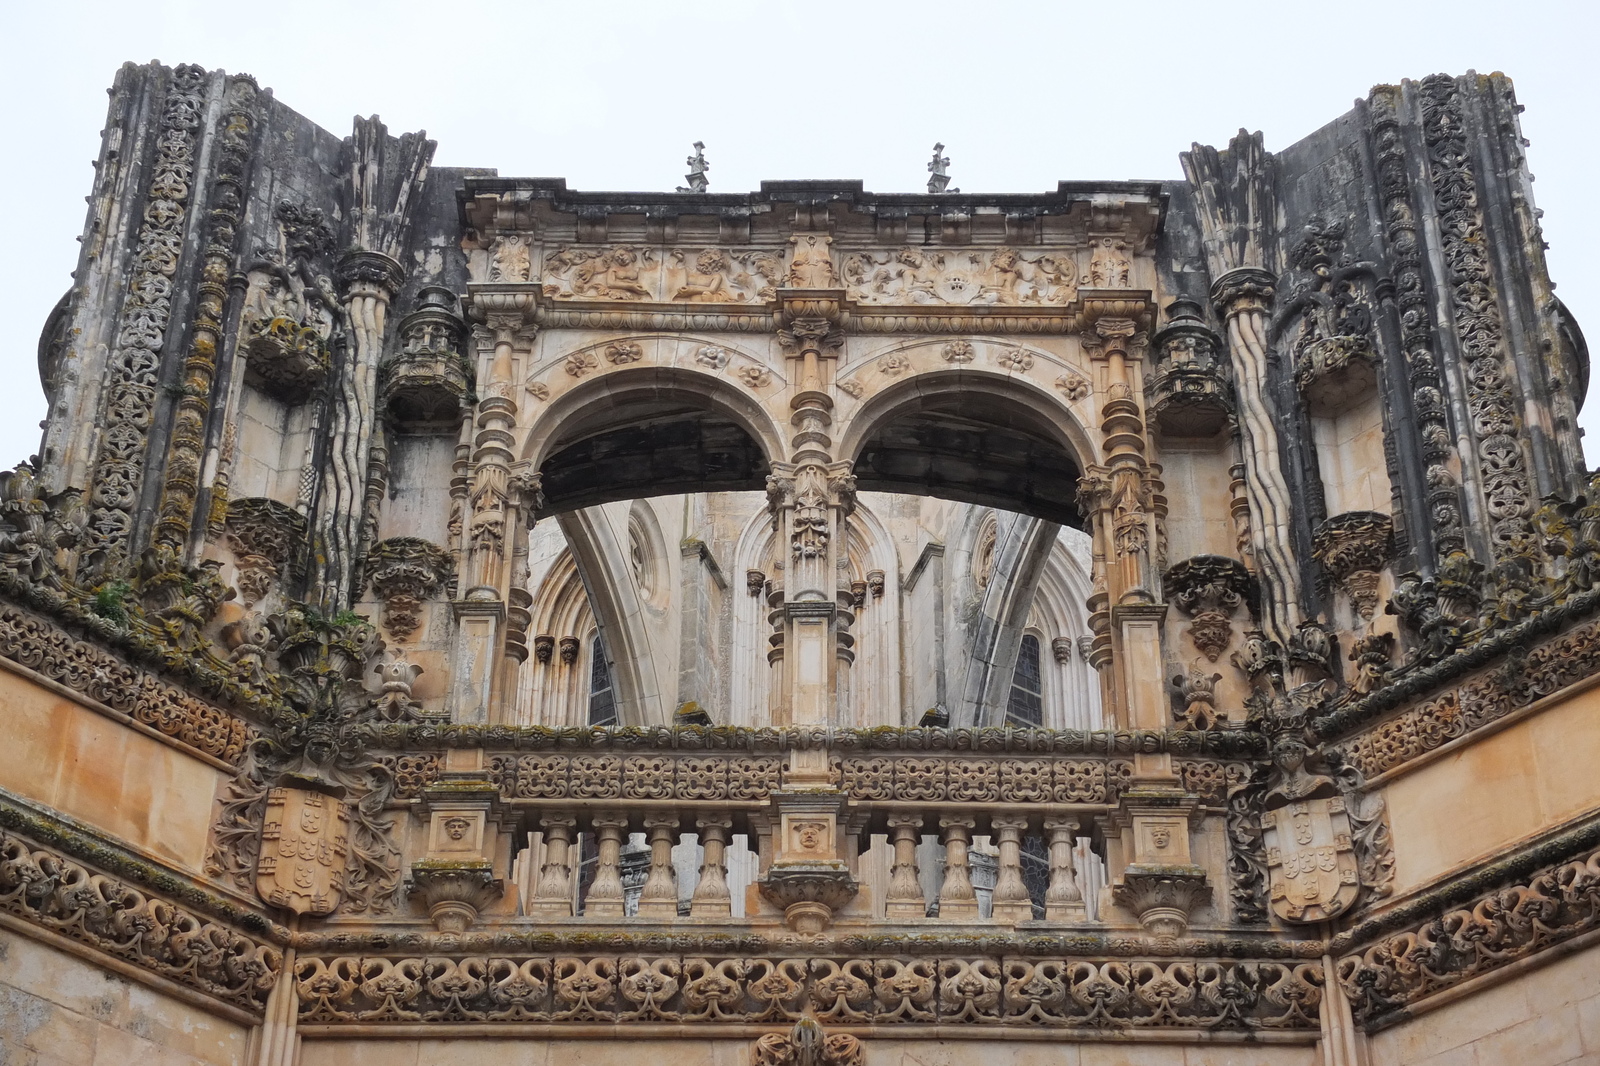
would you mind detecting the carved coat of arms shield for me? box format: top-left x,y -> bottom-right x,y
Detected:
1261,796 -> 1360,923
257,786 -> 350,916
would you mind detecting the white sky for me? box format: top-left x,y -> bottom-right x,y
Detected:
5,0 -> 1597,467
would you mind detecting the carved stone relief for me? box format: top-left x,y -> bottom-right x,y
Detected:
842,247 -> 1078,305
540,245 -> 784,302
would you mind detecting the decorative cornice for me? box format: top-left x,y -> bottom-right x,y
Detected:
362,723 -> 1265,757
1334,812 -> 1600,1030
292,949 -> 1320,1031
0,797 -> 282,1017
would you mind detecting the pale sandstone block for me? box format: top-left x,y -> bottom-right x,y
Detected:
299,1039 -> 422,1066
90,1023 -> 227,1066
1577,992 -> 1600,1053
0,930 -> 129,1023
1181,1047 -> 1318,1066
1368,973 -> 1532,1062
1475,1010 -> 1585,1066
117,982 -> 247,1063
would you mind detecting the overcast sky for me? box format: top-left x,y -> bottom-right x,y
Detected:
5,0 -> 1597,467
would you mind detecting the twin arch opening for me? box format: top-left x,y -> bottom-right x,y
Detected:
533,368 -> 1089,530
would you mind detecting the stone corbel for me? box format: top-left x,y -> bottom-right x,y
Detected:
364,536 -> 454,640
757,790 -> 858,933
409,764 -> 510,930
1107,787 -> 1211,937
1313,511 -> 1394,628
1163,554 -> 1256,664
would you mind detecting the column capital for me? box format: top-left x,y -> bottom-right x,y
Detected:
1209,267 -> 1276,319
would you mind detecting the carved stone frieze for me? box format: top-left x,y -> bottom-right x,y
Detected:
293,950 -> 1320,1029
1336,823 -> 1600,1026
842,246 -> 1079,305
539,245 -> 784,303
838,756 -> 1132,804
0,825 -> 278,1014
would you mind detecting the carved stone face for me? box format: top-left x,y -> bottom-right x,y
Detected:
794,822 -> 825,852
444,817 -> 472,842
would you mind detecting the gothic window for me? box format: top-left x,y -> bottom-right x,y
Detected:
1005,633 -> 1044,727
588,634 -> 617,726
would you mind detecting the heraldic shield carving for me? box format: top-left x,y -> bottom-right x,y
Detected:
257,787 -> 351,916
1262,796 -> 1359,923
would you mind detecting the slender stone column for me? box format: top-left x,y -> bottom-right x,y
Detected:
691,815 -> 733,917
937,816 -> 979,920
990,816 -> 1034,924
585,813 -> 629,917
637,814 -> 681,918
1212,269 -> 1302,643
448,298 -> 535,723
1042,818 -> 1087,921
529,815 -> 576,917
884,814 -> 926,920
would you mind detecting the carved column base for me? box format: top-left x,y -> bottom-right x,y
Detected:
409,860 -> 504,933
758,861 -> 858,934
1111,868 -> 1211,938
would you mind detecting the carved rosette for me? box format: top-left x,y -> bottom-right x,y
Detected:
225,497 -> 307,606
382,286 -> 471,426
1163,555 -> 1255,662
1313,511 -> 1393,623
1145,297 -> 1233,437
364,537 -> 454,640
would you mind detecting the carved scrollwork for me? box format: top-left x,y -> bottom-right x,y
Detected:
842,246 -> 1078,306
0,825 -> 279,1013
291,950 -> 1319,1030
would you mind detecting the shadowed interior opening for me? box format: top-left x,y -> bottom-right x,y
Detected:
539,399 -> 768,515
852,397 -> 1086,529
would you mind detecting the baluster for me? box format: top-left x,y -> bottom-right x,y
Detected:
1043,817 -> 1087,921
990,816 -> 1033,923
585,812 -> 629,918
529,814 -> 576,917
690,815 -> 733,917
937,815 -> 979,920
637,813 -> 680,918
884,814 -> 926,920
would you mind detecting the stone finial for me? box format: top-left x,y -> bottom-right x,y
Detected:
926,142 -> 957,194
677,141 -> 709,193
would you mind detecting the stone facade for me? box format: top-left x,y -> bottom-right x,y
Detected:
1,61 -> 1595,1065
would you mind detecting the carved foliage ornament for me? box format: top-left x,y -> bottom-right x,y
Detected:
1420,74 -> 1534,557
1164,555 -> 1255,662
0,826 -> 277,1012
292,951 -> 1320,1029
88,64 -> 208,566
1313,511 -> 1393,623
365,537 -> 454,639
843,246 -> 1077,306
